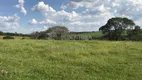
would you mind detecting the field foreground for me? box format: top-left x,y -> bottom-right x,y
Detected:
0,40 -> 142,80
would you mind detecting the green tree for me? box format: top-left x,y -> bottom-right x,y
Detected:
31,31 -> 40,39
99,17 -> 135,40
0,31 -> 3,35
46,26 -> 69,40
133,26 -> 141,35
128,26 -> 142,41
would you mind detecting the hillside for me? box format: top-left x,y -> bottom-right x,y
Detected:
0,40 -> 142,80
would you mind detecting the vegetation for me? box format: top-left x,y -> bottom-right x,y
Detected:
3,36 -> 14,39
0,17 -> 141,41
2,32 -> 29,37
31,26 -> 104,40
31,26 -> 69,40
0,40 -> 142,80
99,17 -> 137,40
30,17 -> 142,41
46,26 -> 69,40
0,31 -> 3,35
128,26 -> 142,41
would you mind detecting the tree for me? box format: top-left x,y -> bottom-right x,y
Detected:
99,17 -> 135,40
128,25 -> 142,41
0,31 -> 3,35
133,26 -> 141,35
31,31 -> 40,39
3,36 -> 14,39
46,26 -> 69,40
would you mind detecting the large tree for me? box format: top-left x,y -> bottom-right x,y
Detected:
99,17 -> 135,40
46,26 -> 69,40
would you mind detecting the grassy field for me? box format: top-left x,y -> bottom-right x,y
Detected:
71,31 -> 104,39
77,31 -> 103,38
0,40 -> 142,80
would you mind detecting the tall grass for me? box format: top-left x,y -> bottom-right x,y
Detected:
0,40 -> 142,80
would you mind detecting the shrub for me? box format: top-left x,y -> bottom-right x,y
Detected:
22,37 -> 25,40
3,36 -> 14,39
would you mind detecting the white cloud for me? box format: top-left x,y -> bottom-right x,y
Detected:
61,0 -> 99,9
0,14 -> 20,32
63,0 -> 142,18
62,0 -> 142,29
30,1 -> 112,31
32,1 -> 56,13
61,1 -> 81,9
30,1 -> 82,30
39,19 -> 57,25
28,18 -> 38,25
30,0 -> 142,32
15,0 -> 27,15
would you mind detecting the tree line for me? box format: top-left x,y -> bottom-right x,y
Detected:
31,17 -> 142,41
31,26 -> 93,40
0,17 -> 142,41
0,31 -> 30,39
0,32 -> 29,37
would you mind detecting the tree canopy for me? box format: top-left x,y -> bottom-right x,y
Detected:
31,26 -> 69,40
46,26 -> 69,40
99,17 -> 135,40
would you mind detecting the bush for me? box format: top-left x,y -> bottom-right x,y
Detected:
3,36 -> 14,39
22,37 -> 25,40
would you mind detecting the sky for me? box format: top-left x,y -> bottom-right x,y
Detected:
0,0 -> 142,33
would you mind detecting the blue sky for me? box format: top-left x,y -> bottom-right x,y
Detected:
0,0 -> 70,33
0,0 -> 142,33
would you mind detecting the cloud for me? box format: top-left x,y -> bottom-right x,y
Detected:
30,1 -> 142,32
61,0 -> 97,9
30,1 -> 112,31
32,1 -> 56,13
39,19 -> 57,25
30,1 -> 82,30
15,0 -> 27,15
63,0 -> 142,29
61,1 -> 81,9
28,18 -> 56,26
63,0 -> 142,18
0,14 -> 20,32
31,1 -> 79,21
28,18 -> 38,25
